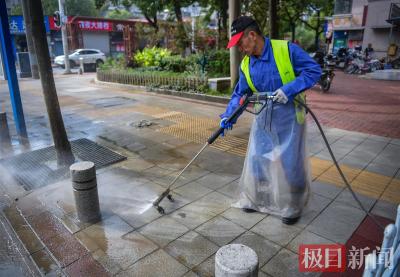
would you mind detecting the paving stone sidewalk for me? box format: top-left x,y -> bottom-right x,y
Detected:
0,74 -> 399,276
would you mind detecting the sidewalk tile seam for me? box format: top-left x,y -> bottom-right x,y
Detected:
220,211 -> 267,231
163,230 -> 220,269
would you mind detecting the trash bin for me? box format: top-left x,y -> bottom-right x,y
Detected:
17,52 -> 32,78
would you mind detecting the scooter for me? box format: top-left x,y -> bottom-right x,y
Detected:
313,53 -> 335,92
319,55 -> 335,92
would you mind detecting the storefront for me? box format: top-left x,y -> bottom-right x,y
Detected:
7,15 -> 139,61
8,15 -> 50,58
332,30 -> 348,53
66,17 -> 137,58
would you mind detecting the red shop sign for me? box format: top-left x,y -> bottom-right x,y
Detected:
78,20 -> 113,31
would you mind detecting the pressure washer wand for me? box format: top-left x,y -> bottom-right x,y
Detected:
153,94 -> 256,214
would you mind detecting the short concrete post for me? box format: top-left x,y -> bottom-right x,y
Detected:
0,112 -> 12,150
79,57 -> 84,75
70,161 -> 101,223
215,244 -> 258,277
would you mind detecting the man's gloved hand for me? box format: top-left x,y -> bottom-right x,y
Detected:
273,88 -> 288,104
220,117 -> 233,137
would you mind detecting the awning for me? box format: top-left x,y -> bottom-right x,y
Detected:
332,27 -> 365,31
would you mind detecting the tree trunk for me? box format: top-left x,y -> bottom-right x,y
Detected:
221,0 -> 228,31
173,0 -> 183,23
144,14 -> 159,33
218,0 -> 229,50
27,0 -> 75,166
315,9 -> 320,50
291,22 -> 296,42
21,0 -> 39,79
269,0 -> 279,39
217,11 -> 221,49
173,0 -> 189,53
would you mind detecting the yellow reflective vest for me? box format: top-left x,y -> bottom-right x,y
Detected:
240,39 -> 306,124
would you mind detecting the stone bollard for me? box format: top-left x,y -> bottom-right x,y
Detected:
70,161 -> 101,223
215,244 -> 258,277
79,57 -> 84,75
0,112 -> 12,150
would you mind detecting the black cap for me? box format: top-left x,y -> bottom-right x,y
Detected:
227,16 -> 258,48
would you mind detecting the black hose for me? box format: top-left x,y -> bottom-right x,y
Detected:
218,94 -> 384,230
294,99 -> 385,230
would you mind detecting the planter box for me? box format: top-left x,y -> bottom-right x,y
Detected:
96,69 -> 208,91
208,77 -> 231,92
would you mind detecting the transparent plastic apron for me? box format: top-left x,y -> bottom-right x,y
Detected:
232,95 -> 310,217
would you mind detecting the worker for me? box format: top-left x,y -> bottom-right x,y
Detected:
220,16 -> 321,225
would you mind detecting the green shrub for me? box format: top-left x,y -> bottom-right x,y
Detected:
206,49 -> 230,77
133,47 -> 171,67
156,51 -> 229,78
99,54 -> 126,70
159,55 -> 189,72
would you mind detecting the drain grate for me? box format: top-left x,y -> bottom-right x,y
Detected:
0,138 -> 126,191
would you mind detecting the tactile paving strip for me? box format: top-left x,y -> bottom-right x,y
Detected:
134,105 -> 400,204
0,138 -> 126,191
155,110 -> 248,156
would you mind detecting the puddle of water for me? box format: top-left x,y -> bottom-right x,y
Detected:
31,249 -> 59,275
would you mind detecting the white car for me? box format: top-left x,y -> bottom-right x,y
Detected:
54,49 -> 106,68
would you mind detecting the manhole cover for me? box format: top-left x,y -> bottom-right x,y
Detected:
87,97 -> 136,108
0,138 -> 126,191
131,120 -> 154,128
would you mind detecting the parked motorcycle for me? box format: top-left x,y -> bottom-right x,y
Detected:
311,51 -> 335,92
344,53 -> 383,74
320,55 -> 335,91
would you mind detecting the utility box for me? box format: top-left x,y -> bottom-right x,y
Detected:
17,52 -> 32,78
83,63 -> 97,73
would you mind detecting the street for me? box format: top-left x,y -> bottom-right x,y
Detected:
309,71 -> 400,138
0,71 -> 399,276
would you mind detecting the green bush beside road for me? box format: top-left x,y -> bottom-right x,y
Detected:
98,48 -> 232,95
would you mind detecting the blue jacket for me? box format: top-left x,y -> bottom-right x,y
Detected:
221,37 -> 321,119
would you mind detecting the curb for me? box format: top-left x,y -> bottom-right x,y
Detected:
94,78 -> 231,104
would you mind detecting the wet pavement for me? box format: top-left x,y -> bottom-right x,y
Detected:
0,72 -> 399,276
0,195 -> 40,276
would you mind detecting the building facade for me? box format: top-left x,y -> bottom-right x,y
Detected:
331,0 -> 400,58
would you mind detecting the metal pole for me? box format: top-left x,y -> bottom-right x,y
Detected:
28,0 -> 75,166
0,0 -> 28,139
21,0 -> 39,79
58,0 -> 71,73
229,0 -> 240,88
191,17 -> 195,52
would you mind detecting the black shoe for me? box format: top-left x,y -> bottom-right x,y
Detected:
282,216 -> 300,225
242,208 -> 257,213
